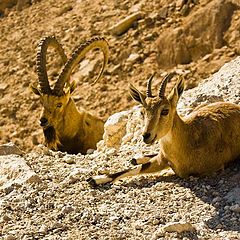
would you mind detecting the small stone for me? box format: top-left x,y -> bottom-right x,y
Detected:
212,197 -> 221,204
127,53 -> 141,64
86,149 -> 95,154
229,204 -> 240,213
181,3 -> 190,16
109,12 -> 143,36
152,219 -> 160,225
39,224 -> 48,233
78,59 -> 98,78
63,156 -> 76,164
162,221 -> 196,233
0,142 -> 23,156
61,205 -> 74,214
2,214 -> 11,222
4,235 -> 16,240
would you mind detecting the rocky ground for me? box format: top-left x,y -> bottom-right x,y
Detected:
1,57 -> 240,239
0,0 -> 240,239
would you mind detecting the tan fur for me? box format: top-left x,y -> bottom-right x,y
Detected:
33,89 -> 104,154
90,75 -> 240,185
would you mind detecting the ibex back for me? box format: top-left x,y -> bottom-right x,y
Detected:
31,36 -> 109,154
90,73 -> 240,185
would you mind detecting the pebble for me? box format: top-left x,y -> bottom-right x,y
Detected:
63,156 -> 76,164
229,204 -> 240,213
126,53 -> 141,64
4,235 -> 16,240
2,215 -> 11,222
162,221 -> 196,233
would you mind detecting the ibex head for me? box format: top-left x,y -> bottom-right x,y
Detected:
129,73 -> 185,144
31,36 -> 109,148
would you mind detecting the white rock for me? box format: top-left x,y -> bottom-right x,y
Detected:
102,110 -> 130,148
179,56 -> 240,116
0,155 -> 41,191
78,59 -> 98,77
126,53 -> 140,64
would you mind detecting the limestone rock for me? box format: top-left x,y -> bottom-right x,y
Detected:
0,155 -> 41,191
109,12 -> 143,36
224,187 -> 240,204
156,0 -> 238,67
162,221 -> 196,233
102,110 -> 130,148
0,142 -> 23,156
178,56 -> 240,116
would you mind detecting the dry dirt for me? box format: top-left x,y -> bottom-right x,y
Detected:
0,0 -> 240,152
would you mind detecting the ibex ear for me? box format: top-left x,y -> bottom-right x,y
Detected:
129,84 -> 147,107
30,84 -> 42,96
167,76 -> 185,106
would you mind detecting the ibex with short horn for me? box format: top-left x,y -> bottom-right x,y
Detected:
31,36 -> 109,154
90,73 -> 240,185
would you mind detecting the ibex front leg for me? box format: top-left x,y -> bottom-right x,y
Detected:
89,154 -> 169,186
131,153 -> 158,165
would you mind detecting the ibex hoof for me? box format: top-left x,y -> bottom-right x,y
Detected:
87,175 -> 113,187
87,177 -> 99,188
130,158 -> 138,165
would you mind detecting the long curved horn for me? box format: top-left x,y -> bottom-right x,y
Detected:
146,73 -> 155,98
159,72 -> 175,98
36,36 -> 67,94
53,37 -> 109,96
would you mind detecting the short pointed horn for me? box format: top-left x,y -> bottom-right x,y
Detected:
146,73 -> 155,98
36,36 -> 68,94
159,72 -> 175,98
53,37 -> 109,96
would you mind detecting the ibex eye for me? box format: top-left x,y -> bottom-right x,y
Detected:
56,103 -> 62,108
161,109 -> 169,116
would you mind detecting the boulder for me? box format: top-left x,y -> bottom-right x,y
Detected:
101,110 -> 131,148
0,142 -> 23,156
0,155 -> 41,191
156,0 -> 238,67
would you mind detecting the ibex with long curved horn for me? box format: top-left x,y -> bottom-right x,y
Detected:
31,36 -> 109,154
90,73 -> 240,185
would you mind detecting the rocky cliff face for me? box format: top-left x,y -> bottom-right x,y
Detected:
1,57 -> 240,239
157,0 -> 240,67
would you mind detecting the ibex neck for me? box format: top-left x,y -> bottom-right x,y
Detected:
161,112 -> 186,144
58,98 -> 83,136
